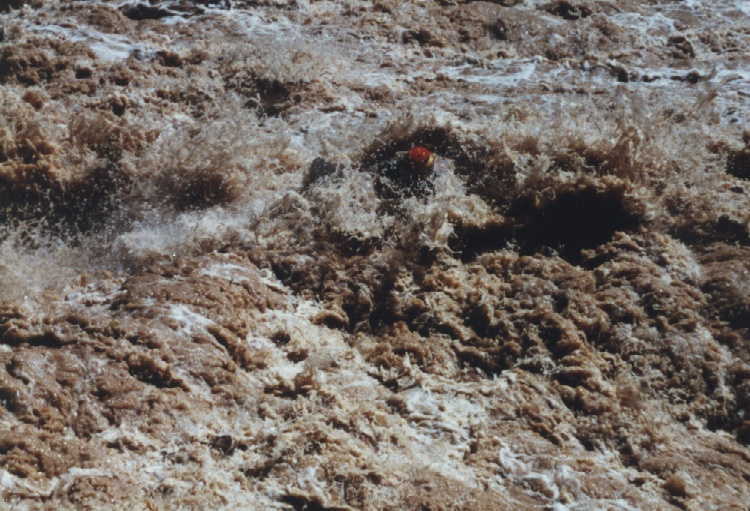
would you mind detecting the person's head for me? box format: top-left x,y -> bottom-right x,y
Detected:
408,146 -> 435,171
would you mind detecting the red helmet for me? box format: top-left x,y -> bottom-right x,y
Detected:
408,146 -> 435,169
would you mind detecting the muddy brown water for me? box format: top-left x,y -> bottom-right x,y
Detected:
0,0 -> 749,509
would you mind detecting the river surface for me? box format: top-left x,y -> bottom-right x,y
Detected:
1,1 -> 749,509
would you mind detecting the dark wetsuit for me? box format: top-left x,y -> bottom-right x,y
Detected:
375,152 -> 435,199
302,152 -> 435,200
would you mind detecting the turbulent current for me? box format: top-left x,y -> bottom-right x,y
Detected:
0,0 -> 749,509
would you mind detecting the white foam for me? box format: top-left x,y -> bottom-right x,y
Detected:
438,58 -> 539,89
496,443 -> 644,510
167,303 -> 215,336
199,262 -> 253,283
30,24 -> 154,62
609,12 -> 678,38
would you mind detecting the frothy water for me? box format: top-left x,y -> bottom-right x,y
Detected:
1,0 -> 749,509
